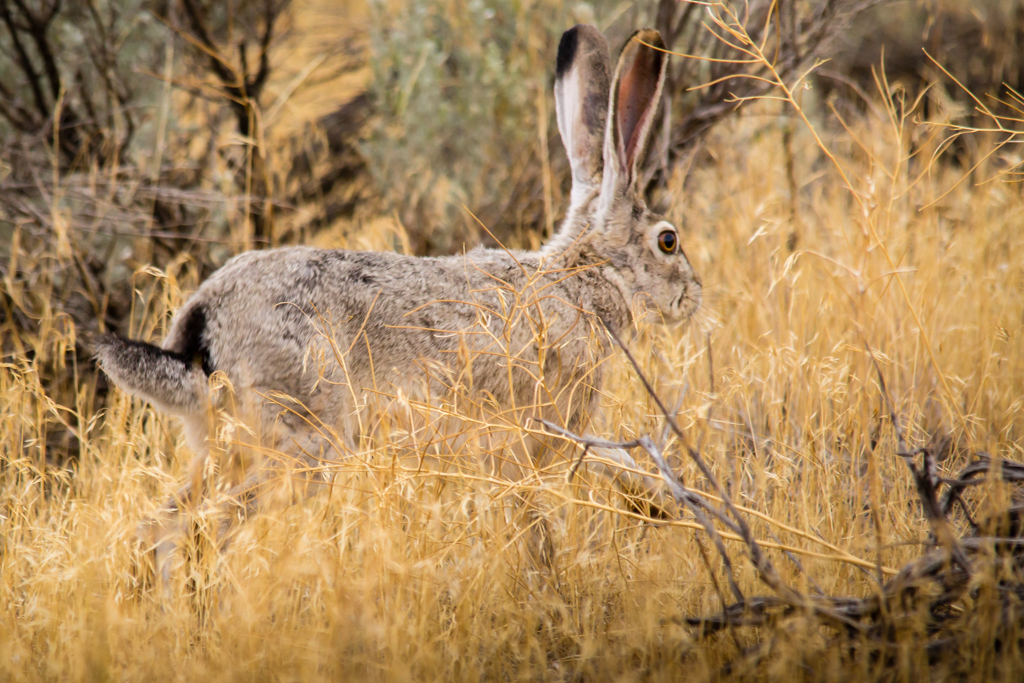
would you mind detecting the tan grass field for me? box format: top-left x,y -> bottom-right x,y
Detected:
3,3 -> 1024,681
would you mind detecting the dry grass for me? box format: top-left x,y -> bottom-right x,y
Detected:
4,5 -> 1024,682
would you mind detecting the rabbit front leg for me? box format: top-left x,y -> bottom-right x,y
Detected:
565,391 -> 669,515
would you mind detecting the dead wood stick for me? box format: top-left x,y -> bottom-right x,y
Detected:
601,319 -> 799,602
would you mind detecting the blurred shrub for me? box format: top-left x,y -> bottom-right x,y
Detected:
823,1 -> 1024,132
0,0 -> 163,165
362,0 -> 616,253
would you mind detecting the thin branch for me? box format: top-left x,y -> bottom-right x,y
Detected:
601,318 -> 799,602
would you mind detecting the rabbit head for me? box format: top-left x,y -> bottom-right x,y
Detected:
549,25 -> 701,324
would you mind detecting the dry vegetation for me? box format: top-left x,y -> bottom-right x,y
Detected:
4,0 -> 1024,680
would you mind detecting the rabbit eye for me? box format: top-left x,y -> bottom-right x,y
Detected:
657,230 -> 678,254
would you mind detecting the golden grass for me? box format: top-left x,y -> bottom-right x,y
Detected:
4,24 -> 1024,681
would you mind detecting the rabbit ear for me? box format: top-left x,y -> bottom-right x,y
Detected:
554,25 -> 611,202
603,29 -> 667,191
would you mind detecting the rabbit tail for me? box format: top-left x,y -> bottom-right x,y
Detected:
94,305 -> 212,415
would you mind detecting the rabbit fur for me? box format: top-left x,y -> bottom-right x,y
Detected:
95,25 -> 701,540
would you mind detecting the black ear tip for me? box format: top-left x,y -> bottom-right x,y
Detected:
556,25 -> 582,79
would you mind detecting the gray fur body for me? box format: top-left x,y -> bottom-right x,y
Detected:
191,244 -> 629,408
103,244 -> 630,453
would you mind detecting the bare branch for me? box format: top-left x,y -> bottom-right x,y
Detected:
601,317 -> 800,602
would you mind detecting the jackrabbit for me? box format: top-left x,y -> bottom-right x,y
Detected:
96,25 -> 701,549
